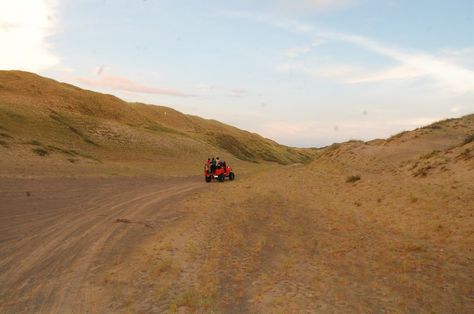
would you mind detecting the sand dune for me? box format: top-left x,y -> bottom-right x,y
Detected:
0,72 -> 472,312
0,71 -> 315,178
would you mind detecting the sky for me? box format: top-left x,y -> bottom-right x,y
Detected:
1,0 -> 474,147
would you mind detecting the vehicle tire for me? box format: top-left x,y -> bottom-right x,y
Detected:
229,172 -> 235,180
205,176 -> 212,182
218,174 -> 224,182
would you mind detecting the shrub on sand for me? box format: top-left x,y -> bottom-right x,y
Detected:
463,134 -> 474,145
32,148 -> 49,157
346,175 -> 361,183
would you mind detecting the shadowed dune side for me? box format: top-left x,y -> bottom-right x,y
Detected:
0,71 -> 317,177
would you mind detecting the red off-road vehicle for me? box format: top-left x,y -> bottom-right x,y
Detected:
204,164 -> 235,182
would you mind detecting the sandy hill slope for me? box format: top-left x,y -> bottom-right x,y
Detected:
317,114 -> 474,176
78,115 -> 472,312
0,71 -> 316,176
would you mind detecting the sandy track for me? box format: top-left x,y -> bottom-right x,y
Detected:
0,176 -> 203,313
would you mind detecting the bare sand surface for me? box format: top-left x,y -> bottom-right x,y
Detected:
48,160 -> 470,313
0,176 -> 204,313
0,141 -> 472,313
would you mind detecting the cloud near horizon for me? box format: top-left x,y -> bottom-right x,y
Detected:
76,70 -> 195,98
0,0 -> 59,71
260,115 -> 444,147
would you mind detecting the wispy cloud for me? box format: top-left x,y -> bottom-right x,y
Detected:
76,69 -> 195,98
0,0 -> 60,71
283,46 -> 312,59
276,61 -> 306,72
276,0 -> 360,13
440,47 -> 474,69
283,40 -> 325,58
218,10 -> 314,33
309,64 -> 365,81
319,32 -> 474,93
231,10 -> 474,94
192,83 -> 249,98
229,89 -> 247,98
450,106 -> 465,114
388,117 -> 443,128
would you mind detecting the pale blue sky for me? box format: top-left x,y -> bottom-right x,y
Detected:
1,0 -> 474,146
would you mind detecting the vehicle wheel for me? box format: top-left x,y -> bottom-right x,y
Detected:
229,172 -> 235,180
205,176 -> 212,182
218,174 -> 224,182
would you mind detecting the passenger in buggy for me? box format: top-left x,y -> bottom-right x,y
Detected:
210,157 -> 216,174
206,157 -> 227,175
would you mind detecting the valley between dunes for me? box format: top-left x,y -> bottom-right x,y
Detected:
0,71 -> 473,313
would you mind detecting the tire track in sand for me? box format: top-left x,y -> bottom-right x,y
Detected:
0,177 -> 203,313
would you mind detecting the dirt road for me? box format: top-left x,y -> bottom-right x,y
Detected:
0,176 -> 203,313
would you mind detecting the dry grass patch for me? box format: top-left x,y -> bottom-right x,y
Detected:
346,174 -> 361,183
463,133 -> 474,145
32,147 -> 49,156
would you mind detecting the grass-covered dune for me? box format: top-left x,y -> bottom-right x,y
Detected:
0,71 -> 316,176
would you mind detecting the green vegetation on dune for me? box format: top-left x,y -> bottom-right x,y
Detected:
0,70 -> 317,176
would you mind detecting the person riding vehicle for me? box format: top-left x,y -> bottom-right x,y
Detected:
204,157 -> 235,182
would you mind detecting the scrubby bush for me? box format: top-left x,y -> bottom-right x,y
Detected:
0,132 -> 13,139
32,148 -> 49,156
463,134 -> 474,145
346,175 -> 361,183
28,140 -> 42,146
